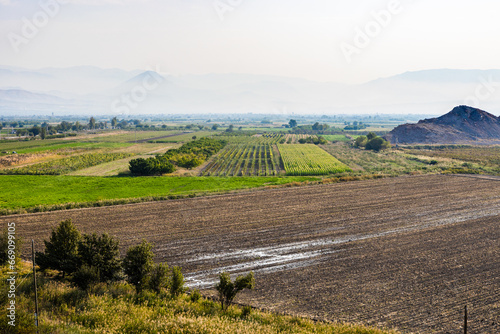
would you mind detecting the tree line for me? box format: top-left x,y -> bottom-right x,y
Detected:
129,137 -> 227,175
0,221 -> 254,310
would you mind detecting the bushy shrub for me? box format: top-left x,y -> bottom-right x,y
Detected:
354,136 -> 368,148
241,305 -> 252,318
366,137 -> 391,151
190,289 -> 202,302
129,156 -> 175,176
123,240 -> 154,292
170,266 -> 186,297
216,271 -> 255,310
77,233 -> 121,282
36,219 -> 81,277
72,265 -> 100,290
148,263 -> 170,293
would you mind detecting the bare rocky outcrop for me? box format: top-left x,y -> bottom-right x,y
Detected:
385,105 -> 500,144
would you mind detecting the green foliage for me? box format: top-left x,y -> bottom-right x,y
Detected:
288,119 -> 297,128
130,137 -> 226,174
169,153 -> 204,169
298,136 -> 328,145
77,233 -> 121,282
72,265 -> 100,290
164,137 -> 227,160
345,122 -> 368,130
36,219 -> 81,276
0,153 -> 133,175
365,137 -> 391,152
190,289 -> 202,302
354,135 -> 368,148
129,156 -> 176,175
216,271 -> 255,310
170,266 -> 186,297
148,262 -> 170,293
241,305 -> 252,318
123,240 -> 154,292
312,122 -> 330,131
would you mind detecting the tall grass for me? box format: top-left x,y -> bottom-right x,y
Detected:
0,263 -> 398,334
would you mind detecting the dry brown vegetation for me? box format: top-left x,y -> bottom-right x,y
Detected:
3,175 -> 499,333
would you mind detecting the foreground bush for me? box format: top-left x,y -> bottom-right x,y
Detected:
216,271 -> 255,310
36,219 -> 81,277
123,239 -> 154,292
0,262 -> 398,334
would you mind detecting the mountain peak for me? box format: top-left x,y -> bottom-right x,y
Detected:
433,105 -> 498,125
386,105 -> 500,144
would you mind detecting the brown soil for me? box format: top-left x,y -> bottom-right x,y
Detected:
3,174 -> 499,333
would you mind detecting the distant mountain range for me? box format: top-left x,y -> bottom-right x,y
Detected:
385,105 -> 500,144
1,66 -> 500,116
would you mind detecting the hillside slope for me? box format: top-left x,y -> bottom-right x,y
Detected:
385,105 -> 500,144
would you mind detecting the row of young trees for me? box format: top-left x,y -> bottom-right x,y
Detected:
297,136 -> 328,145
3,220 -> 255,310
34,219 -> 184,294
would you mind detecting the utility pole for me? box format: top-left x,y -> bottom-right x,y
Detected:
32,240 -> 39,333
464,305 -> 467,334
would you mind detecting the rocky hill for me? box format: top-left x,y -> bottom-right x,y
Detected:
385,105 -> 500,144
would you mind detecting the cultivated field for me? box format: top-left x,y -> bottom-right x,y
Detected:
4,174 -> 499,333
278,144 -> 351,175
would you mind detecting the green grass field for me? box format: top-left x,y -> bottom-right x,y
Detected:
88,130 -> 181,142
0,175 -> 320,211
321,135 -> 350,142
148,131 -> 215,143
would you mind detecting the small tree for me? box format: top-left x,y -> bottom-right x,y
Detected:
216,271 -> 255,310
77,233 -> 121,282
88,117 -> 96,130
149,263 -> 170,293
289,119 -> 297,128
36,219 -> 81,277
40,127 -> 47,140
354,135 -> 367,148
170,266 -> 186,297
366,137 -> 391,151
123,240 -> 154,292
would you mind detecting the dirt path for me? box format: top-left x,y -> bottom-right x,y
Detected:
3,174 -> 499,333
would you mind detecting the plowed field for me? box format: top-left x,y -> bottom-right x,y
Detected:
3,175 -> 499,333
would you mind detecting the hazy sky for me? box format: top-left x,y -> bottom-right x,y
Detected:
1,0 -> 499,83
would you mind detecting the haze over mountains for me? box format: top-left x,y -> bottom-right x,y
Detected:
1,66 -> 500,116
